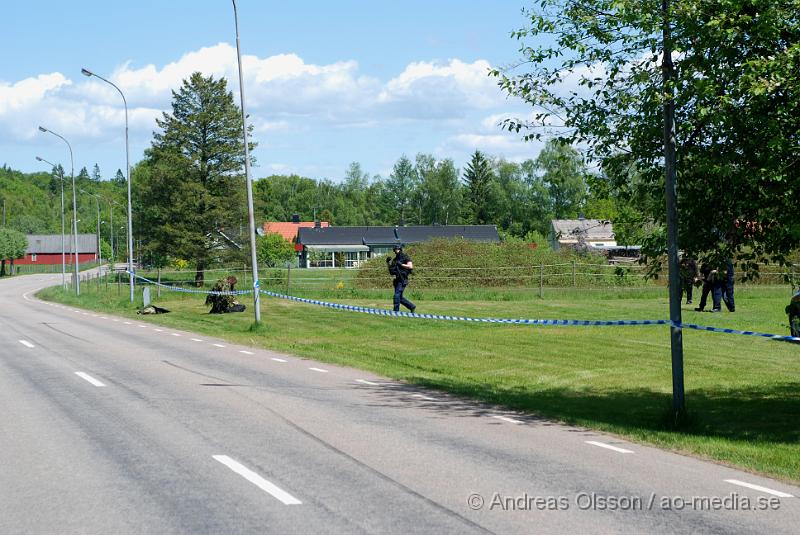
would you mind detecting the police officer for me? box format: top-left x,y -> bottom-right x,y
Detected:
388,244 -> 416,312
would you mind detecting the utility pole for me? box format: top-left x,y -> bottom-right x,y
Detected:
662,0 -> 685,417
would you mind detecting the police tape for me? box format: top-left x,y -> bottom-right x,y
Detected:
127,272 -> 800,342
676,322 -> 800,343
129,272 -> 253,296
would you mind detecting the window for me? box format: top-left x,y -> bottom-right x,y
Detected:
31,254 -> 37,262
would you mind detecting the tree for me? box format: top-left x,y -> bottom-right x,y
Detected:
0,228 -> 27,276
91,163 -> 102,183
383,155 -> 416,224
112,169 -> 126,186
534,140 -> 587,219
256,232 -> 295,268
492,0 -> 800,275
135,72 -> 254,286
417,156 -> 462,225
462,150 -> 493,224
76,166 -> 90,186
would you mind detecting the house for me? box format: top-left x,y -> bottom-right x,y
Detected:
16,234 -> 98,265
549,219 -> 616,251
262,219 -> 329,252
297,225 -> 501,268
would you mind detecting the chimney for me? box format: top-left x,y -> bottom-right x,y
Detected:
314,220 -> 321,229
291,213 -> 300,224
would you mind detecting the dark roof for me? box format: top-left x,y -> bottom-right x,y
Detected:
297,225 -> 500,246
26,234 -> 98,254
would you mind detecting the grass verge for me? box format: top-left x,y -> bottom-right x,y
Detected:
37,282 -> 800,483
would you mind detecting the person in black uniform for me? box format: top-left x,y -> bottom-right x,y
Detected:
695,262 -> 722,312
721,258 -> 735,312
679,255 -> 698,305
387,244 -> 416,312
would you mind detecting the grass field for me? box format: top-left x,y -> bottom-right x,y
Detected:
38,279 -> 800,483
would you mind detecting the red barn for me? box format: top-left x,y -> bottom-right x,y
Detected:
16,234 -> 98,265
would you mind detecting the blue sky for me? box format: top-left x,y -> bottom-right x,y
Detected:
2,1 -> 542,181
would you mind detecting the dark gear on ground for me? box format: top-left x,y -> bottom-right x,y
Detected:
205,276 -> 247,314
787,290 -> 800,338
137,305 -> 170,315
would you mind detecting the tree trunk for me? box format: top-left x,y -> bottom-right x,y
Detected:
195,262 -> 205,287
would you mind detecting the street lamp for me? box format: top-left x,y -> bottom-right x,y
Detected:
38,126 -> 80,295
80,189 -> 103,270
35,156 -> 67,289
80,67 -> 134,302
231,0 -> 262,324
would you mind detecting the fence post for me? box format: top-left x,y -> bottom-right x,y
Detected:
572,260 -> 576,287
539,262 -> 544,299
286,263 -> 291,295
157,267 -> 161,299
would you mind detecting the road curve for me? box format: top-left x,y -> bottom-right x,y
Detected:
1,273 -> 797,534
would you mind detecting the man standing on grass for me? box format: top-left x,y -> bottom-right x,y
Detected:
388,244 -> 416,313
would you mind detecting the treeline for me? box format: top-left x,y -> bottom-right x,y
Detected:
254,141 -> 647,245
0,163 -> 129,257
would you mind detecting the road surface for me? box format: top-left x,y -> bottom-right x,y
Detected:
1,273 -> 797,534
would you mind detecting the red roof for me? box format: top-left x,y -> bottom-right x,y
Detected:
263,221 -> 329,243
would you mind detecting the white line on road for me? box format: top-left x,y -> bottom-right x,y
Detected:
585,441 -> 634,454
75,372 -> 106,387
239,350 -> 254,355
355,379 -> 380,386
171,333 -> 181,337
138,325 -> 147,328
213,343 -> 226,348
309,367 -> 328,373
492,415 -> 523,425
412,394 -> 438,401
124,321 -> 132,325
213,455 -> 301,505
191,338 -> 203,342
19,340 -> 35,348
154,328 -> 164,332
724,479 -> 794,498
271,358 -> 287,363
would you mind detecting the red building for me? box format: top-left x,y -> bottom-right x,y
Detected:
263,220 -> 329,252
16,234 -> 98,265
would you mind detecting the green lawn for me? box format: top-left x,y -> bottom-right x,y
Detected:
38,282 -> 800,483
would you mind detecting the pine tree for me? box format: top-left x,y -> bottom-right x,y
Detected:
91,163 -> 102,182
135,72 -> 254,286
462,150 -> 493,224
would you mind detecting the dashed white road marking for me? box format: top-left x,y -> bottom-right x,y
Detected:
112,319 -> 120,322
171,333 -> 181,337
138,325 -> 147,328
100,317 -> 108,320
191,338 -> 203,342
75,372 -> 106,387
124,321 -> 132,325
239,350 -> 254,355
213,455 -> 301,505
271,358 -> 287,363
585,441 -> 634,454
19,340 -> 35,348
355,379 -> 380,386
724,479 -> 794,498
412,394 -> 438,401
492,415 -> 524,425
309,367 -> 328,373
154,328 -> 164,332
213,343 -> 226,348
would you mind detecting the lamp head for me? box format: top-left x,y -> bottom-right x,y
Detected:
35,156 -> 43,161
38,126 -> 47,133
81,68 -> 93,77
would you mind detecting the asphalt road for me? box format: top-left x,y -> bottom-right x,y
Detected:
1,273 -> 798,534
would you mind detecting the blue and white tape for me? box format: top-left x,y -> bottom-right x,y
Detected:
130,272 -> 253,296
126,272 -> 800,342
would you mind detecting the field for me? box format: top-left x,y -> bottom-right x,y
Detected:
38,273 -> 800,483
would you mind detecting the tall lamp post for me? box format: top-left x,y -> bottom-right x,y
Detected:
231,0 -> 262,323
38,126 -> 80,296
80,67 -> 134,302
80,189 -> 103,270
35,156 -> 67,289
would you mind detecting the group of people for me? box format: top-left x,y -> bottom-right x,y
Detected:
680,256 -> 735,313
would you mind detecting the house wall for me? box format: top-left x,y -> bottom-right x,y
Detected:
15,253 -> 97,265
